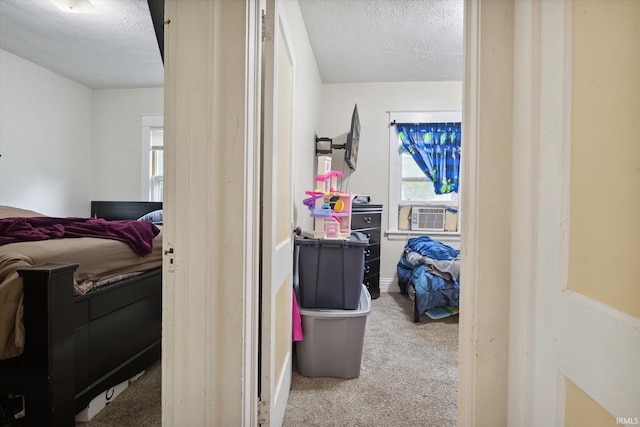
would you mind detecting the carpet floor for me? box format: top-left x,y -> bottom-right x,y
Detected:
78,292 -> 458,426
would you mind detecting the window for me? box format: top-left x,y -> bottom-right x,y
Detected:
150,128 -> 164,201
400,151 -> 458,204
141,115 -> 164,202
388,111 -> 461,234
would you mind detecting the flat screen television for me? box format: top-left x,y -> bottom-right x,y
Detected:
344,104 -> 360,170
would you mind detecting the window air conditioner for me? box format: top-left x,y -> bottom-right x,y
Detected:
410,207 -> 446,231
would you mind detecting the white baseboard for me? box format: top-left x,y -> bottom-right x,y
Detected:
380,277 -> 401,293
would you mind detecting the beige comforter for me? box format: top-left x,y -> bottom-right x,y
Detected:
0,206 -> 162,361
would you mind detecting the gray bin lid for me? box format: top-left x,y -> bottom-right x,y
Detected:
295,231 -> 369,247
297,284 -> 371,318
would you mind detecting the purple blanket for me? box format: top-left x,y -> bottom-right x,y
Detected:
0,217 -> 160,256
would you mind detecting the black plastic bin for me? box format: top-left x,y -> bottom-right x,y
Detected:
295,232 -> 368,309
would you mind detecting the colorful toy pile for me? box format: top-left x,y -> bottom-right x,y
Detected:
302,156 -> 351,238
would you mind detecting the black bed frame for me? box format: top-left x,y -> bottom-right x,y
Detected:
0,201 -> 163,426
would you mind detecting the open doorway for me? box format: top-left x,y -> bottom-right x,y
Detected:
101,0 -> 513,424
283,1 -> 464,425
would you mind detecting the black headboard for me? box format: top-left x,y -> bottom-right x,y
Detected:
91,201 -> 162,221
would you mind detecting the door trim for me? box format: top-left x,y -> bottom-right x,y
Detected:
459,0 -> 514,424
162,1 -> 261,425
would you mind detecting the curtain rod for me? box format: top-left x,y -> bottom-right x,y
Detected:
387,109 -> 460,113
389,120 -> 462,127
387,110 -> 461,127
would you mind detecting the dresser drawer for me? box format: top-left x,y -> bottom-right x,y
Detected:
363,273 -> 380,299
351,212 -> 381,229
363,244 -> 380,262
351,204 -> 382,300
364,258 -> 380,278
356,228 -> 380,245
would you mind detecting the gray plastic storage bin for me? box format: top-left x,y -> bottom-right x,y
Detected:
295,232 -> 368,309
295,284 -> 371,379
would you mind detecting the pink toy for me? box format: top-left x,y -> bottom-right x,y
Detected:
302,156 -> 352,239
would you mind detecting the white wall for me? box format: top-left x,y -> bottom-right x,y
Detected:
91,88 -> 163,201
319,82 -> 463,283
0,49 -> 92,216
0,49 -> 164,215
282,0 -> 323,233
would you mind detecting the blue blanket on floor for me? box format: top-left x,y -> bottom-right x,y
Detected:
397,236 -> 460,316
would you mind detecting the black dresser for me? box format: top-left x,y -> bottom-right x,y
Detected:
351,203 -> 383,299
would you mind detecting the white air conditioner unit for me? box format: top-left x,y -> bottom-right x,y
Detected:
410,207 -> 446,231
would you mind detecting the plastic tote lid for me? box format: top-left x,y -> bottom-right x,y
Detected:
295,231 -> 369,247
297,284 -> 371,318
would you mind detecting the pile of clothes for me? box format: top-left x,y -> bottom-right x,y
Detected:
397,236 -> 460,317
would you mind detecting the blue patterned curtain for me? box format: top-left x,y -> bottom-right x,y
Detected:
396,122 -> 461,194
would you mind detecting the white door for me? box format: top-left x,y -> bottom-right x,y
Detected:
259,0 -> 295,425
510,1 -> 640,425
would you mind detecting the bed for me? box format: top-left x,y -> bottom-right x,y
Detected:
0,201 -> 162,426
396,236 -> 460,322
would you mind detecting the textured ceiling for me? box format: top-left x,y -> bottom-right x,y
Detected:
0,0 -> 463,89
298,0 -> 464,83
0,0 -> 163,89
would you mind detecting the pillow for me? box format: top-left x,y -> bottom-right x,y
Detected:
137,209 -> 163,224
0,206 -> 45,219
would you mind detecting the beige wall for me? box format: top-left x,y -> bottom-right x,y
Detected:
565,379 -> 617,427
568,0 -> 640,317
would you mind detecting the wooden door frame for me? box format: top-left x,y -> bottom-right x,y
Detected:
459,0 -> 515,424
259,0 -> 296,424
162,1 -> 262,425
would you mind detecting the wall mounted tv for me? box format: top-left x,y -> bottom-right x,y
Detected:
314,103 -> 361,171
344,104 -> 360,171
